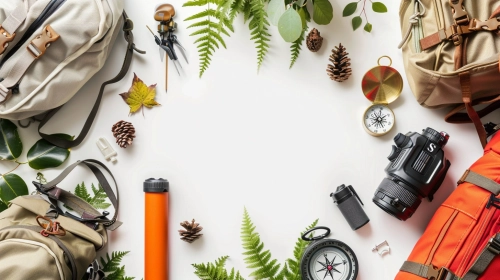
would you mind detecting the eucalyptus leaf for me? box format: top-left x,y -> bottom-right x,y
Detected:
312,0 -> 333,25
0,119 -> 22,160
27,134 -> 73,170
0,173 -> 28,204
352,16 -> 362,30
342,2 -> 358,17
278,8 -> 303,42
267,0 -> 286,26
372,2 -> 387,13
298,6 -> 311,28
364,22 -> 373,32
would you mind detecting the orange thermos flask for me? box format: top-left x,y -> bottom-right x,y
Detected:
144,178 -> 169,280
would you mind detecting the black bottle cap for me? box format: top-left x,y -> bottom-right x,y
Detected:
143,178 -> 169,193
331,185 -> 363,205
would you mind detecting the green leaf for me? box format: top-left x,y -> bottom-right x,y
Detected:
312,0 -> 333,25
342,2 -> 358,17
27,134 -> 72,170
297,7 -> 310,27
248,0 -> 271,70
372,2 -> 387,13
352,16 -> 362,30
267,0 -> 286,26
0,173 -> 28,204
101,251 -> 130,273
0,119 -> 22,160
0,200 -> 7,212
278,8 -> 303,42
364,22 -> 373,32
193,256 -> 246,280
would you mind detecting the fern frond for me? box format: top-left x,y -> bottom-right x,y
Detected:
242,0 -> 252,23
74,182 -> 91,202
285,219 -> 319,280
89,183 -> 111,210
101,251 -> 130,273
247,0 -> 270,70
241,208 -> 281,280
193,256 -> 246,280
229,0 -> 246,22
289,25 -> 307,69
183,0 -> 219,7
185,0 -> 234,77
105,266 -> 126,280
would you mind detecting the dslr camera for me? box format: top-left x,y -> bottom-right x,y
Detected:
372,127 -> 450,221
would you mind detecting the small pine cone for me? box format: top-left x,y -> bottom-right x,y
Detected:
306,28 -> 323,52
111,120 -> 136,148
326,43 -> 352,82
179,219 -> 203,243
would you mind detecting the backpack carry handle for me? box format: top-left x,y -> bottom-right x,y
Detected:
34,159 -> 121,230
37,12 -> 145,149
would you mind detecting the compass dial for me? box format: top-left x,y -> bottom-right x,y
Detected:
301,239 -> 358,280
363,104 -> 395,136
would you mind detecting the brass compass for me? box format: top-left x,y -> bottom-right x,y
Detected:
361,56 -> 403,136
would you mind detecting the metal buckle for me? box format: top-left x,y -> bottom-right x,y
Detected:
450,25 -> 464,46
469,18 -> 500,32
488,234 -> 500,255
0,25 -> 15,55
449,0 -> 469,25
427,266 -> 450,280
27,25 -> 60,59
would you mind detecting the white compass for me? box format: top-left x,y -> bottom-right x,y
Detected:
363,104 -> 395,136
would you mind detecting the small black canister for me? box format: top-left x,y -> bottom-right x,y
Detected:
330,184 -> 370,231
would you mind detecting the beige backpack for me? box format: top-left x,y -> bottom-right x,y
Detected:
0,0 -> 143,148
399,0 -> 500,147
0,160 -> 120,280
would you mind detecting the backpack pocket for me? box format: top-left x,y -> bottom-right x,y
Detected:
0,238 -> 65,279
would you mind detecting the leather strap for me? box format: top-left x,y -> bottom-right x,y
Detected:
457,71 -> 488,148
37,12 -> 145,149
457,169 -> 500,195
34,159 -> 121,230
2,0 -> 36,33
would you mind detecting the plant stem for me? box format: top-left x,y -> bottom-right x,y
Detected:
360,0 -> 368,22
1,163 -> 21,176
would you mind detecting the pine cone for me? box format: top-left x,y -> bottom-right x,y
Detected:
111,120 -> 136,148
326,43 -> 352,82
306,28 -> 323,52
179,219 -> 203,243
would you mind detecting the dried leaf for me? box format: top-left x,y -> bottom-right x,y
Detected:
120,73 -> 160,115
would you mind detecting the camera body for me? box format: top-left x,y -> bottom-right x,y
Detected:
372,128 -> 451,221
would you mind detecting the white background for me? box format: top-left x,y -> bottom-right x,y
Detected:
8,0 -> 500,279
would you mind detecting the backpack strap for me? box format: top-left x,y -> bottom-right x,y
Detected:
33,159 -> 121,231
400,261 -> 458,280
462,233 -> 500,280
37,11 -> 145,149
0,0 -> 37,54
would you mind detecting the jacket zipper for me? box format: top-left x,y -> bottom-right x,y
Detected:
0,225 -> 78,280
0,0 -> 66,69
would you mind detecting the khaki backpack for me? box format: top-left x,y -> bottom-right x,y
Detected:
399,0 -> 500,147
0,160 -> 120,280
0,0 -> 143,148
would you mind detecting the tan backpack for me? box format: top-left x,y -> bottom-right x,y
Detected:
399,0 -> 500,147
0,160 -> 120,280
0,0 -> 143,148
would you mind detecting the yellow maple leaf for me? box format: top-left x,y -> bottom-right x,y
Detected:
120,73 -> 160,115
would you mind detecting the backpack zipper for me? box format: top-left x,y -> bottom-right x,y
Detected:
0,0 -> 66,69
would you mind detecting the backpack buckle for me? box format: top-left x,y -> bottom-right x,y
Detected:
469,18 -> 500,32
427,266 -> 451,280
27,25 -> 60,59
0,25 -> 15,55
448,0 -> 469,25
488,234 -> 500,255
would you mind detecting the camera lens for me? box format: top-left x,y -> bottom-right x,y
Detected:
372,178 -> 421,221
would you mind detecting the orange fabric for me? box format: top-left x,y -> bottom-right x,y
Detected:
395,132 -> 500,279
